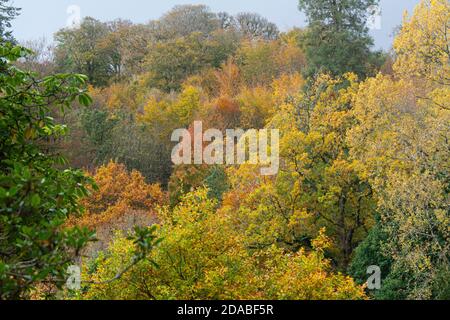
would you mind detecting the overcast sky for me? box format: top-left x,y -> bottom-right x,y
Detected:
12,0 -> 420,50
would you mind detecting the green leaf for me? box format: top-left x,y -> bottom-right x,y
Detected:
30,194 -> 41,208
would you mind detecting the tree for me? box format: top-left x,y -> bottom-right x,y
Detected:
347,0 -> 450,296
168,164 -> 230,208
0,43 -> 96,299
54,17 -> 111,86
144,32 -> 237,92
235,13 -> 279,40
349,75 -> 450,298
237,86 -> 275,129
348,217 -> 394,298
236,38 -> 305,88
81,189 -> 366,300
97,20 -> 155,81
217,12 -> 236,30
156,5 -> 220,39
79,106 -> 173,186
0,0 -> 20,43
16,37 -> 55,76
65,162 -> 165,259
222,74 -> 377,268
97,19 -> 133,82
393,0 -> 449,107
55,18 -> 154,84
78,162 -> 164,217
0,42 -> 162,300
111,23 -> 153,77
139,85 -> 202,137
298,0 -> 382,78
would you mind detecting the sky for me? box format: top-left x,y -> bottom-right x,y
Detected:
11,0 -> 420,50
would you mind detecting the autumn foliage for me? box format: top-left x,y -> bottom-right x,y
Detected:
3,0 -> 448,301
72,0 -> 449,300
68,163 -> 161,226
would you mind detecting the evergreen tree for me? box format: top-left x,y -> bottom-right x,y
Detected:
298,0 -> 383,78
0,0 -> 20,43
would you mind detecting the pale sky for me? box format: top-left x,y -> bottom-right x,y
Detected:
12,0 -> 420,50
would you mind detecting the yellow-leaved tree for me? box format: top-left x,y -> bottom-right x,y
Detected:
80,189 -> 366,300
67,161 -> 165,256
222,74 -> 377,268
348,0 -> 449,299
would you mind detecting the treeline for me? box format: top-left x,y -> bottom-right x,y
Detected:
21,5 -> 310,186
0,0 -> 448,300
53,6 -> 279,87
19,3 -> 388,187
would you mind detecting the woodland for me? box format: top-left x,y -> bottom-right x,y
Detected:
0,0 -> 448,300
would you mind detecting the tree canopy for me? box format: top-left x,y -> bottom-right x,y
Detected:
298,0 -> 383,78
1,0 -> 449,301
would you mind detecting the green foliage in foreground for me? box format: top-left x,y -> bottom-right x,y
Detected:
0,43 -> 165,299
0,43 -> 97,299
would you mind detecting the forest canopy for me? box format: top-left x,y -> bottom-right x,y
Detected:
0,0 -> 449,301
